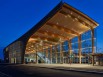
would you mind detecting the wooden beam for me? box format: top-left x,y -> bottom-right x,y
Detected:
46,22 -> 79,36
62,5 -> 98,26
91,28 -> 94,66
50,45 -> 52,64
91,28 -> 94,54
59,10 -> 93,29
55,45 -> 58,64
59,41 -> 63,64
38,30 -> 69,40
31,35 -> 59,42
78,35 -> 82,64
68,40 -> 72,64
46,48 -> 48,63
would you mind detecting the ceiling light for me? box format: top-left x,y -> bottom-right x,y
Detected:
78,16 -> 80,18
56,22 -> 59,25
75,18 -> 78,21
31,45 -> 33,47
68,14 -> 71,17
71,12 -> 73,14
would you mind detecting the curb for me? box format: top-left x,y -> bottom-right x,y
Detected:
37,66 -> 103,74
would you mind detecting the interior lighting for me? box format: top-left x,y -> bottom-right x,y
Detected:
71,12 -> 73,15
56,22 -> 59,25
78,16 -> 80,18
68,14 -> 71,17
75,18 -> 78,21
31,45 -> 34,47
65,15 -> 68,18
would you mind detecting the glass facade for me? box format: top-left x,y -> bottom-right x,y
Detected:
4,28 -> 97,64
25,29 -> 96,64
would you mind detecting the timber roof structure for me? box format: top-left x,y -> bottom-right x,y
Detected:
25,2 -> 98,54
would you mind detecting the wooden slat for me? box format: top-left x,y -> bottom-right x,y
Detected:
38,30 -> 69,40
46,22 -> 79,36
60,10 -> 92,29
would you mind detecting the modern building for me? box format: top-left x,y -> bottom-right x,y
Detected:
4,2 -> 99,65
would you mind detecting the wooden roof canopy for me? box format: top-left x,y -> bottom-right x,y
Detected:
25,2 -> 98,54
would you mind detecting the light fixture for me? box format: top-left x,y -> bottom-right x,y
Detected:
78,16 -> 80,18
68,14 -> 71,17
71,12 -> 73,15
75,18 -> 78,21
65,15 -> 67,18
56,22 -> 59,25
29,47 -> 30,48
31,45 -> 33,47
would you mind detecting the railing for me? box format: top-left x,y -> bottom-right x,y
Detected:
37,52 -> 51,64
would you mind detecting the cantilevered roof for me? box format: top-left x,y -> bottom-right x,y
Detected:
25,2 -> 98,54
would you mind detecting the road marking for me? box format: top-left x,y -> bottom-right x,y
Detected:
0,71 -> 12,77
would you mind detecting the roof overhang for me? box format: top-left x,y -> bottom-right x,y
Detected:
25,2 -> 98,54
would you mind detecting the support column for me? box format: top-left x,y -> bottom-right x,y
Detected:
42,42 -> 44,63
91,28 -> 94,66
36,44 -> 38,64
50,45 -> 52,64
36,51 -> 38,64
46,48 -> 48,64
78,35 -> 82,64
60,41 -> 63,64
55,45 -> 57,64
68,40 -> 72,64
61,42 -> 64,64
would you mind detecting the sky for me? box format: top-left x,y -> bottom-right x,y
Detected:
0,0 -> 103,59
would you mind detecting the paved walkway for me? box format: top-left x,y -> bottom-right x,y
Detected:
23,64 -> 103,73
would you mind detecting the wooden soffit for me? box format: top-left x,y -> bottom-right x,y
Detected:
26,2 -> 98,54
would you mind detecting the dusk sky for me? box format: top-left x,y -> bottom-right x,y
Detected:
0,0 -> 103,59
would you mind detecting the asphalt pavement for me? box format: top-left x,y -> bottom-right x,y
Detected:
0,64 -> 103,77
